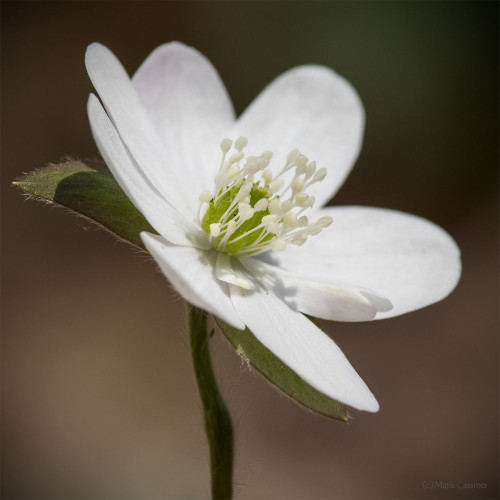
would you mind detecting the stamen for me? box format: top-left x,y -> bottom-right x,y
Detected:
199,190 -> 212,203
318,216 -> 334,228
269,179 -> 284,193
234,136 -> 248,151
305,161 -> 316,179
313,168 -> 327,183
270,239 -> 286,251
210,223 -> 221,237
262,169 -> 273,185
295,193 -> 308,206
220,138 -> 232,153
254,198 -> 268,212
281,200 -> 293,213
291,234 -> 308,246
291,178 -> 304,193
297,215 -> 309,227
268,199 -> 282,215
199,137 -> 332,257
282,212 -> 297,229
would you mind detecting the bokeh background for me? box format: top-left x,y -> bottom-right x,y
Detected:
2,1 -> 498,499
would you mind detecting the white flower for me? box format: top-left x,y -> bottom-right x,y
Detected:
85,42 -> 461,413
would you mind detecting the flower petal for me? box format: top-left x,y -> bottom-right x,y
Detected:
215,253 -> 253,290
240,257 -> 392,321
132,42 -> 235,195
230,65 -> 364,208
260,206 -> 461,319
230,284 -> 379,412
87,94 -> 208,249
85,43 -> 196,219
141,233 -> 244,330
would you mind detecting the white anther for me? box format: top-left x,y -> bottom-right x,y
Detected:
235,136 -> 248,151
242,209 -> 255,221
229,152 -> 244,164
304,196 -> 315,208
199,190 -> 212,203
210,223 -> 221,237
318,216 -> 333,228
254,198 -> 268,212
282,211 -> 297,228
241,196 -> 250,204
291,234 -> 308,246
307,225 -> 323,236
261,215 -> 278,227
243,161 -> 260,176
238,203 -> 251,214
267,222 -> 280,234
226,220 -> 237,235
262,151 -> 273,164
220,138 -> 232,153
295,193 -> 308,206
270,179 -> 284,193
270,239 -> 286,251
281,199 -> 293,212
296,154 -> 308,168
262,169 -> 273,185
262,214 -> 278,226
313,168 -> 327,182
287,149 -> 300,163
268,199 -> 282,215
305,161 -> 316,179
239,181 -> 253,197
297,215 -> 309,227
295,166 -> 306,178
291,178 -> 304,193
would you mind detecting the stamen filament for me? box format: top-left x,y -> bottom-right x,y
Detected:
199,137 -> 332,257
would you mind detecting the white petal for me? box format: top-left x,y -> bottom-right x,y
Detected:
230,285 -> 379,412
260,206 -> 461,319
87,94 -> 208,249
85,43 -> 196,219
230,65 -> 364,208
240,257 -> 392,321
215,253 -> 253,290
141,233 -> 244,330
133,42 -> 235,194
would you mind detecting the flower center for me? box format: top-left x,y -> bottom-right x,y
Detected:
199,137 -> 332,256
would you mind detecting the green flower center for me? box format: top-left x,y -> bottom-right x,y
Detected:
199,137 -> 333,257
201,182 -> 273,254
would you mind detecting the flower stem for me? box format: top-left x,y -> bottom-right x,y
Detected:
189,306 -> 234,500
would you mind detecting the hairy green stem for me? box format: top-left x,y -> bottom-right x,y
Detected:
189,306 -> 234,499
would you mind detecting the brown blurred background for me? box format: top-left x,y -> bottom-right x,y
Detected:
2,1 -> 498,499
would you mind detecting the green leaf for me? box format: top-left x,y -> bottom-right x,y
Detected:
13,159 -> 154,248
14,159 -> 347,421
215,318 -> 348,421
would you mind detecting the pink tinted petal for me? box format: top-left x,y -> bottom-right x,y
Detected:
133,42 -> 235,195
85,43 -> 197,219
